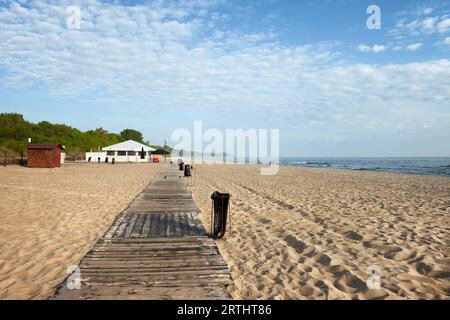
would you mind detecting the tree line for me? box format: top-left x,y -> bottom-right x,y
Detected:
0,113 -> 166,158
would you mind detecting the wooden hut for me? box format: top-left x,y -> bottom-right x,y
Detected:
27,144 -> 65,168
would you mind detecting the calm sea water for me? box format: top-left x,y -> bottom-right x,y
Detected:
280,157 -> 450,177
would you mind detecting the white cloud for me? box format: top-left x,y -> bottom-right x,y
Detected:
438,18 -> 450,33
357,44 -> 386,53
393,15 -> 450,36
422,17 -> 439,32
0,0 -> 449,138
406,42 -> 423,51
423,8 -> 434,15
436,36 -> 450,46
0,0 -> 337,109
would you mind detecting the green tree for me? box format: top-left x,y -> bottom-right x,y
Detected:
120,129 -> 143,142
0,113 -> 165,158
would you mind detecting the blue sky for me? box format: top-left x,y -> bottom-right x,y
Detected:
0,0 -> 449,156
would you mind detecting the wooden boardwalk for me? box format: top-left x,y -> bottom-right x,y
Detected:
51,165 -> 232,300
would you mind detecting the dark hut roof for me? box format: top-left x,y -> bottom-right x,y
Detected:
27,144 -> 65,150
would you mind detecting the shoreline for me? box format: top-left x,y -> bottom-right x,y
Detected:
3,157 -> 449,178
278,162 -> 450,178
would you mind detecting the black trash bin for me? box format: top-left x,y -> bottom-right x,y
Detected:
184,164 -> 191,177
210,191 -> 230,239
179,162 -> 184,171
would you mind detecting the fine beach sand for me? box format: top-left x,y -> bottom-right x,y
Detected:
190,164 -> 450,300
0,163 -> 449,299
0,163 -> 158,299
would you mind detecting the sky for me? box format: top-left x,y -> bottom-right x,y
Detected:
0,0 -> 449,157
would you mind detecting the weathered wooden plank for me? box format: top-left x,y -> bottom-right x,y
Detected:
77,275 -> 232,286
90,241 -> 218,248
98,242 -> 217,250
141,191 -> 192,195
185,212 -> 198,236
51,165 -> 232,300
124,214 -> 138,238
190,213 -> 203,235
183,213 -> 193,235
149,213 -> 159,236
112,213 -> 132,238
173,213 -> 182,237
53,285 -> 232,300
79,277 -> 232,286
128,206 -> 201,213
158,213 -> 166,237
90,242 -> 218,250
130,214 -> 145,238
104,213 -> 125,239
81,260 -> 228,269
166,213 -> 173,237
140,214 -> 151,238
80,266 -> 231,274
94,243 -> 210,249
99,237 -> 209,244
99,237 -> 210,244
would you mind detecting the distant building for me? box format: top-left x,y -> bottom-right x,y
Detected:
85,140 -> 156,163
27,144 -> 65,168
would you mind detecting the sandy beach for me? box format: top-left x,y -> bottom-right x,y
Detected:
0,163 -> 158,299
190,164 -> 450,300
0,163 -> 449,300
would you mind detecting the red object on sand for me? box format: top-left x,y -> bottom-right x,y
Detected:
27,144 -> 64,168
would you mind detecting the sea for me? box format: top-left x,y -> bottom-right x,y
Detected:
279,157 -> 450,177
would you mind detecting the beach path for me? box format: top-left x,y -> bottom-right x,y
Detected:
51,165 -> 233,300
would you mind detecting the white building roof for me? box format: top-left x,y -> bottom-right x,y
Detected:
102,140 -> 156,152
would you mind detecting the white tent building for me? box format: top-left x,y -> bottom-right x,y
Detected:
86,140 -> 156,163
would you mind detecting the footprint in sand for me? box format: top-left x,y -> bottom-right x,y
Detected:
283,235 -> 306,254
428,270 -> 450,279
334,272 -> 367,294
313,253 -> 331,266
415,261 -> 433,275
324,265 -> 348,277
384,248 -> 418,262
303,245 -> 317,258
314,279 -> 329,298
299,285 -> 315,297
363,239 -> 385,249
362,288 -> 389,300
381,246 -> 404,259
344,231 -> 363,241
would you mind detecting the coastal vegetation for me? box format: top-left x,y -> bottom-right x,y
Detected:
0,113 -> 168,157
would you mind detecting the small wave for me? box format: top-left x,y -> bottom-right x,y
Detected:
280,158 -> 450,177
291,161 -> 308,165
283,161 -> 331,167
305,161 -> 330,166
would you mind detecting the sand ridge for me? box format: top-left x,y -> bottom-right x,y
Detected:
190,164 -> 450,300
0,163 -> 159,299
0,163 -> 448,299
